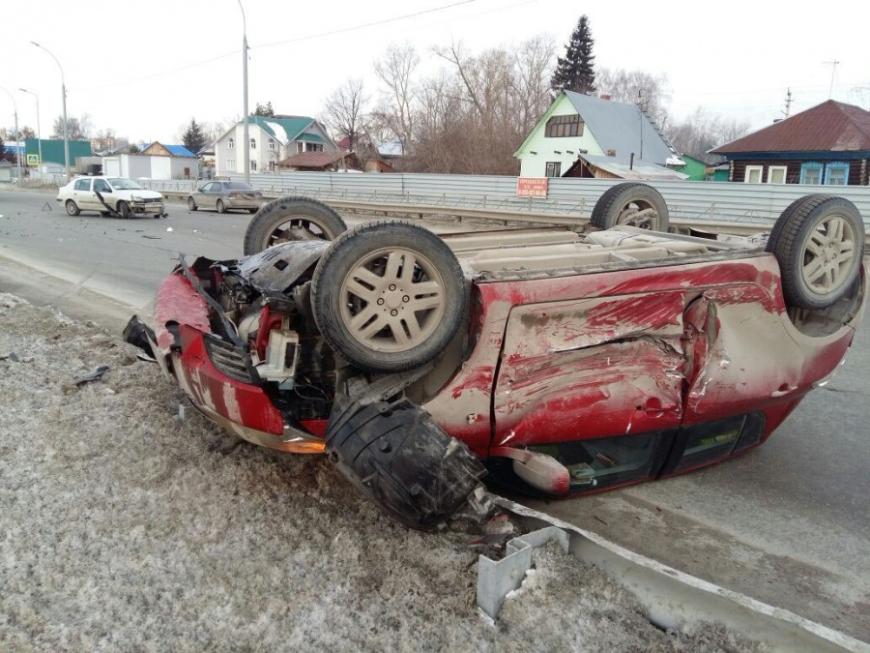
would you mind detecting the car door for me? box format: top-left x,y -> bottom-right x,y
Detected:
92,178 -> 113,211
193,182 -> 211,205
210,182 -> 225,208
72,178 -> 93,209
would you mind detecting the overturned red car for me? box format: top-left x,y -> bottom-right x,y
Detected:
126,186 -> 867,528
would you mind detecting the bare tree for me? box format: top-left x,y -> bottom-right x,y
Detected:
374,44 -> 418,155
596,68 -> 671,127
323,79 -> 367,152
666,107 -> 751,157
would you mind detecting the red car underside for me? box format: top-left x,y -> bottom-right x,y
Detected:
153,251 -> 863,497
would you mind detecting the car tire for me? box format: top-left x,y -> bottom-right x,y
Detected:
100,211 -> 111,217
590,182 -> 670,231
117,201 -> 131,219
311,221 -> 467,373
187,197 -> 197,211
216,199 -> 226,214
326,396 -> 485,530
248,208 -> 258,214
243,196 -> 348,255
65,200 -> 80,216
767,195 -> 865,310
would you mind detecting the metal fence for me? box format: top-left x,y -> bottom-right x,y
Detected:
141,172 -> 870,229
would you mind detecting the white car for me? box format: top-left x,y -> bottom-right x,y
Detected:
57,176 -> 166,218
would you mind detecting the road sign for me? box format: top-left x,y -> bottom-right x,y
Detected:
26,154 -> 40,166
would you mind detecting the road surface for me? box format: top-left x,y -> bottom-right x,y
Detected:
1,187 -> 868,641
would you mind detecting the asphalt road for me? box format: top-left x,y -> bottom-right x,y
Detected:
1,187 -> 868,640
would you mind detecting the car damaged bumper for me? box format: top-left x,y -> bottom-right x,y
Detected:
131,270 -> 327,454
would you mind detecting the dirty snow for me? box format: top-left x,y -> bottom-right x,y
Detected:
0,293 -> 763,652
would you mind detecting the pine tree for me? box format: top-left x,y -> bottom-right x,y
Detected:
550,15 -> 596,95
182,118 -> 207,154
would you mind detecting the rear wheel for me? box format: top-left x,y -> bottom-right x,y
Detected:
243,196 -> 348,255
187,197 -> 197,211
216,199 -> 226,214
767,195 -> 864,309
311,222 -> 467,373
590,182 -> 670,231
65,200 -> 80,216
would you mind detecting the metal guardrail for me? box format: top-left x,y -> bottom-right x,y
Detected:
141,172 -> 870,233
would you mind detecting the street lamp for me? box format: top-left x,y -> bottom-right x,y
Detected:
31,41 -> 70,181
0,86 -> 22,182
238,0 -> 250,182
19,88 -> 42,173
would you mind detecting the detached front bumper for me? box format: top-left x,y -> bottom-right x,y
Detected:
144,272 -> 326,454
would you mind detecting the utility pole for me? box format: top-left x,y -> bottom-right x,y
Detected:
783,87 -> 792,118
637,89 -> 644,161
0,86 -> 22,182
823,60 -> 840,99
32,41 -> 70,181
20,88 -> 42,172
238,0 -> 250,182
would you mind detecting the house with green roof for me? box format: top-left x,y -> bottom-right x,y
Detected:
213,115 -> 337,176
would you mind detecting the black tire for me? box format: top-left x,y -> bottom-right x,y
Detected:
311,221 -> 468,373
326,397 -> 485,530
767,195 -> 865,310
766,194 -> 829,253
117,201 -> 131,219
65,200 -> 80,216
590,182 -> 670,231
248,208 -> 258,214
187,197 -> 197,211
243,196 -> 348,255
100,211 -> 111,217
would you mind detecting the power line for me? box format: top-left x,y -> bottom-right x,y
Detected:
254,0 -> 477,50
77,0 -> 477,92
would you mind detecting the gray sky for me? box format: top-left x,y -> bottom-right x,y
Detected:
2,0 -> 868,143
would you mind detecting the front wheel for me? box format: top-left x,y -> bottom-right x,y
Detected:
243,196 -> 348,254
311,221 -> 468,373
117,201 -> 131,219
767,195 -> 864,310
187,197 -> 197,211
65,200 -> 80,216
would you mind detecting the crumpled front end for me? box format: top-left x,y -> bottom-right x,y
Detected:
130,243 -> 337,454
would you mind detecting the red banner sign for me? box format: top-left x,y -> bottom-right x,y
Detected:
516,177 -> 548,198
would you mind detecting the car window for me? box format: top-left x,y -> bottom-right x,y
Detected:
74,179 -> 91,191
94,179 -> 111,193
226,182 -> 253,190
106,178 -> 143,190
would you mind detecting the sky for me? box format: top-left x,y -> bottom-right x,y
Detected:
1,0 -> 868,144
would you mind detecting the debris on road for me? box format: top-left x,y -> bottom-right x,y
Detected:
73,364 -> 110,387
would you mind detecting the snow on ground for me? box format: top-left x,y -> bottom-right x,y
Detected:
0,293 -> 763,652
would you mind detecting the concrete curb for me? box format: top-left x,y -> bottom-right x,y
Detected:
493,498 -> 869,653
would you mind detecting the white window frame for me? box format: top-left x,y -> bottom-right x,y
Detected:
250,160 -> 257,172
228,137 -> 234,149
767,165 -> 787,184
250,138 -> 256,150
227,158 -> 236,171
268,139 -> 275,151
744,165 -> 763,183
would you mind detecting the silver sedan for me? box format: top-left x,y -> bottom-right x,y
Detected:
187,181 -> 264,214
